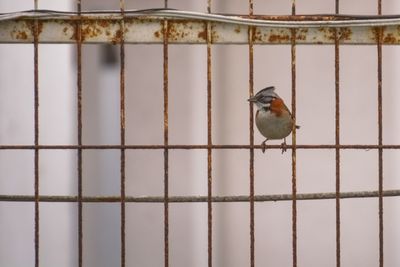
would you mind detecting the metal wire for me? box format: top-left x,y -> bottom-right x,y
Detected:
3,9 -> 400,28
334,1 -> 341,266
248,0 -> 255,266
119,1 -> 126,267
206,2 -> 213,266
33,1 -> 40,266
2,144 -> 400,150
75,1 -> 83,266
2,190 -> 399,203
291,1 -> 298,266
163,1 -> 169,265
0,2 -> 398,267
377,1 -> 384,266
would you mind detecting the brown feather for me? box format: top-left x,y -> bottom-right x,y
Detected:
270,98 -> 285,117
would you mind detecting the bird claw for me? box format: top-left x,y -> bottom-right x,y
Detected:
281,141 -> 288,154
261,141 -> 266,153
261,139 -> 288,154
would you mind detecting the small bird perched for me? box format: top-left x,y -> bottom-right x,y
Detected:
248,86 -> 299,153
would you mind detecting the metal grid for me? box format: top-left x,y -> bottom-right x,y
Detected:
0,0 -> 398,266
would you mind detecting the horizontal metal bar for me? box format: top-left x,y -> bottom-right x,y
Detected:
1,189 -> 400,203
0,144 -> 399,150
1,11 -> 400,44
2,9 -> 400,28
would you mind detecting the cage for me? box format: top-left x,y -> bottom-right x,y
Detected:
1,0 -> 400,266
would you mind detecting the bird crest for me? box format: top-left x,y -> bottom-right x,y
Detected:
248,86 -> 279,109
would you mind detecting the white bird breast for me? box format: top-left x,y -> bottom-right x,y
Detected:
255,109 -> 293,140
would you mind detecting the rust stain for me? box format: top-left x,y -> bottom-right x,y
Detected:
70,26 -> 77,41
268,34 -> 290,43
10,17 -> 394,44
97,20 -> 110,28
80,20 -> 105,41
326,28 -> 336,41
323,27 -> 352,42
249,26 -> 256,43
371,27 -> 385,42
383,33 -> 396,44
15,31 -> 28,40
112,29 -> 123,44
339,27 -> 352,40
296,34 -> 306,41
28,20 -> 44,37
167,22 -> 177,41
37,21 -> 43,35
69,19 -> 126,41
211,30 -> 218,43
80,25 -> 92,41
166,22 -> 191,41
234,25 -> 241,33
198,30 -> 207,40
317,27 -> 345,42
296,28 -> 308,41
253,29 -> 263,42
168,22 -> 180,41
299,28 -> 308,34
383,34 -> 396,43
80,26 -> 90,41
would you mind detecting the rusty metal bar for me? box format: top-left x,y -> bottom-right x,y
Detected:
377,1 -> 384,266
334,28 -> 341,267
3,10 -> 400,28
2,190 -> 399,203
3,16 -> 400,45
33,1 -> 39,266
206,2 -> 212,267
2,144 -> 400,150
334,1 -> 341,267
291,1 -> 297,267
163,1 -> 169,266
76,1 -> 83,266
119,1 -> 126,267
248,1 -> 255,267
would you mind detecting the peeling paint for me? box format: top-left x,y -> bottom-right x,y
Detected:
1,18 -> 400,44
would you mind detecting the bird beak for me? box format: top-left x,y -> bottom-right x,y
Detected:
247,96 -> 257,102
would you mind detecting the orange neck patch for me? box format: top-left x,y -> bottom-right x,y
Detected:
270,98 -> 285,116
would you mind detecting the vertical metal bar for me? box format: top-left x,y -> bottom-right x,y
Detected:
33,0 -> 39,266
119,1 -> 126,267
248,1 -> 255,267
206,1 -> 213,267
334,1 -> 341,267
76,1 -> 83,266
377,1 -> 384,266
290,1 -> 297,267
163,1 -> 169,267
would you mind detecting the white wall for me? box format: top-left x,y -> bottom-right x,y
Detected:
0,1 -> 76,267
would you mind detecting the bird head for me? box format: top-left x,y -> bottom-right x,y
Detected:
248,86 -> 280,109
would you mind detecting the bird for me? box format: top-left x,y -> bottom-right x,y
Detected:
248,86 -> 299,153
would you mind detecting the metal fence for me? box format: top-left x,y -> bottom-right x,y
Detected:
0,0 -> 399,266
